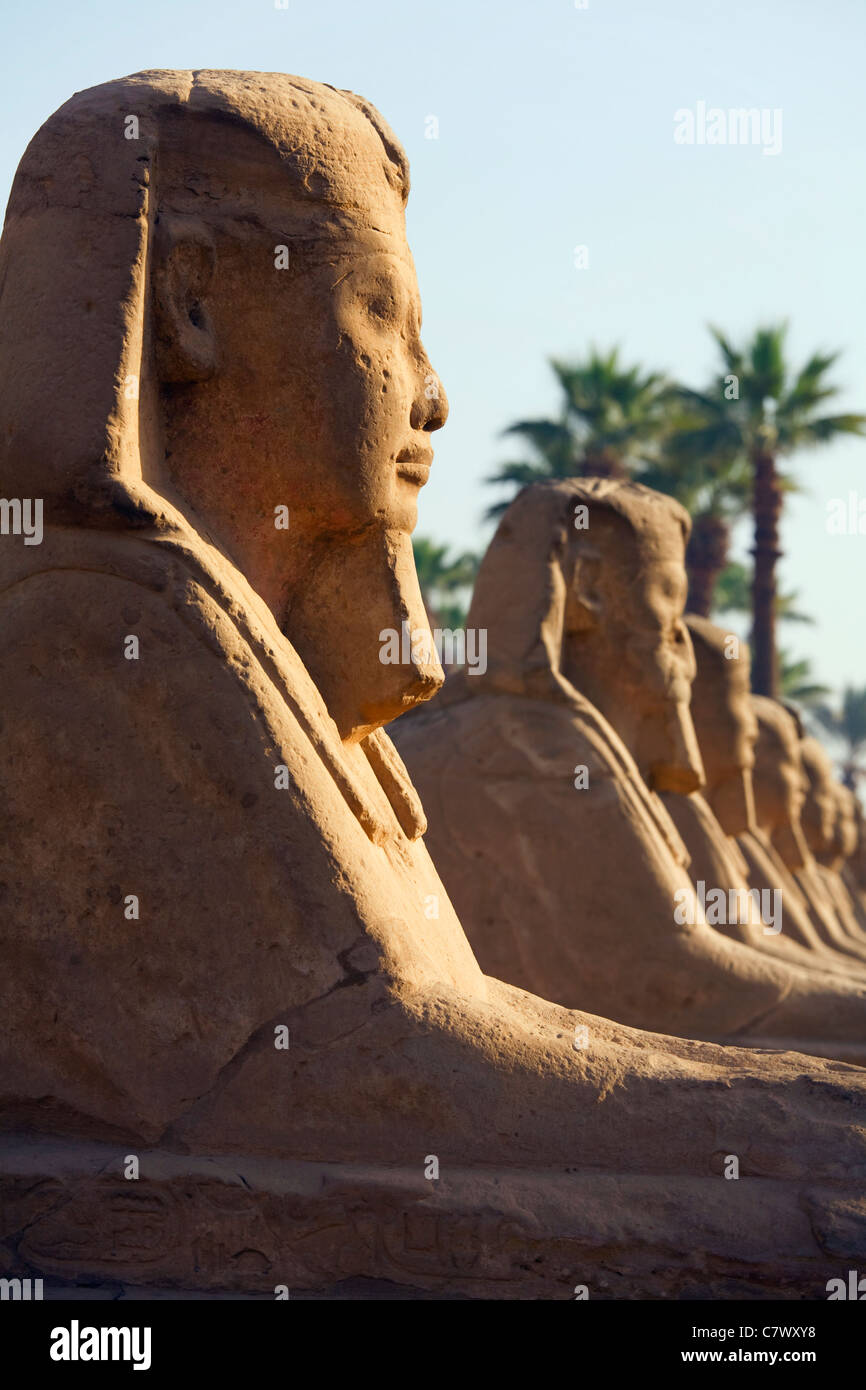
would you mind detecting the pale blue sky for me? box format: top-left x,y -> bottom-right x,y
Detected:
1,0 -> 863,697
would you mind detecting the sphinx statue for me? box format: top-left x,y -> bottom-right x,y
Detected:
1,73 -> 866,1299
844,797 -> 866,921
663,617 -> 865,980
725,686 -> 866,973
797,740 -> 866,952
394,477 -> 866,1060
830,783 -> 866,939
755,707 -> 866,970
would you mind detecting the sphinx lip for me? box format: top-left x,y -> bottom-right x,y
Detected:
396,449 -> 433,485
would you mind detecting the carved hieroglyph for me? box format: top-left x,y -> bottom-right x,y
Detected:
1,74 -> 865,1298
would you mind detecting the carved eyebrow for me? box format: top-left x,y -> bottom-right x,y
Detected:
328,258 -> 422,333
329,262 -> 405,297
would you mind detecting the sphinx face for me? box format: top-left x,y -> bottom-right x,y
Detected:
629,555 -> 696,708
835,785 -> 858,860
691,655 -> 758,835
800,742 -> 838,853
851,804 -> 866,887
160,214 -> 446,622
153,119 -> 447,737
563,514 -> 703,793
752,711 -> 805,835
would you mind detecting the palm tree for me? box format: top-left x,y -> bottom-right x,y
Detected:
714,562 -> 825,709
486,348 -> 670,519
640,433 -> 750,618
674,325 -> 866,697
412,538 -> 479,629
813,686 -> 866,788
713,561 -> 814,627
779,653 -> 831,710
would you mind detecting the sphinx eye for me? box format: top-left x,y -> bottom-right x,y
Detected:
363,290 -> 396,323
357,276 -> 413,330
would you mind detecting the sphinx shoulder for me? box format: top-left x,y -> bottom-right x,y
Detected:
395,688 -> 623,789
0,564 -> 363,884
0,566 -> 378,1138
1,565 -> 275,753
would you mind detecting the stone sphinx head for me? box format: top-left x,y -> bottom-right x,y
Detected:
686,616 -> 758,834
833,784 -> 859,864
750,696 -> 810,864
850,797 -> 866,891
0,70 -> 445,740
466,478 -> 704,792
799,737 -> 839,857
799,737 -> 850,865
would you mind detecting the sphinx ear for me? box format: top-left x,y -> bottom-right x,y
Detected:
152,216 -> 217,383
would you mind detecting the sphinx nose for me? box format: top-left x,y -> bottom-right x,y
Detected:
411,355 -> 449,433
672,620 -> 697,678
641,700 -> 706,795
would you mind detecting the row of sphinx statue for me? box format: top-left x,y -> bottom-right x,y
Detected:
395,477 -> 866,1062
0,69 -> 863,1299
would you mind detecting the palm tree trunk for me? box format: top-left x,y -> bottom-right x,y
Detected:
750,448 -> 782,697
685,512 -> 730,618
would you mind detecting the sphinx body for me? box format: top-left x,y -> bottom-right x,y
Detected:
795,740 -> 866,953
395,480 -> 866,1058
736,696 -> 841,961
662,619 -> 866,981
1,74 -> 866,1299
844,799 -> 866,924
667,616 -> 866,980
827,784 -> 866,942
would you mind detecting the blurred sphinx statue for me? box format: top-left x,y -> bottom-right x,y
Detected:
830,783 -> 866,940
845,797 -> 866,922
795,738 -> 866,954
394,478 -> 866,1057
741,692 -> 866,971
662,617 -> 865,981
